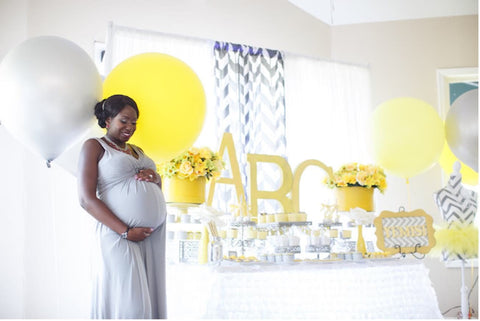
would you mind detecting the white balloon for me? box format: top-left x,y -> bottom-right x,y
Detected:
54,122 -> 104,176
0,36 -> 102,164
445,88 -> 478,172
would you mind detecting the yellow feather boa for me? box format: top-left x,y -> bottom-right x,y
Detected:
432,222 -> 478,258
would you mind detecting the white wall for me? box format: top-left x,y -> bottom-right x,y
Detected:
0,0 -> 27,56
24,0 -> 331,59
0,0 -> 477,318
1,3 -> 28,314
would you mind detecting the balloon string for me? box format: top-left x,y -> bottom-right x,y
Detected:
48,168 -> 61,315
406,178 -> 410,210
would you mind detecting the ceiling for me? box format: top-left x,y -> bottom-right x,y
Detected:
288,0 -> 478,26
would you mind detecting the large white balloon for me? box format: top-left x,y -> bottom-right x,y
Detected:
55,122 -> 104,176
445,89 -> 478,172
0,36 -> 102,165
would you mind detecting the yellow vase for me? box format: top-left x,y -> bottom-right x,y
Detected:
164,176 -> 206,204
335,186 -> 374,212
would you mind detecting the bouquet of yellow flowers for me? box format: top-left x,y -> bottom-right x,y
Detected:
159,147 -> 225,181
324,162 -> 387,193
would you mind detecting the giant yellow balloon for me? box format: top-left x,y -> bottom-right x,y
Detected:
439,142 -> 478,186
371,97 -> 444,179
103,53 -> 206,162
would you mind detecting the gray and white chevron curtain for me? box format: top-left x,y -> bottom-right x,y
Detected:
213,42 -> 286,214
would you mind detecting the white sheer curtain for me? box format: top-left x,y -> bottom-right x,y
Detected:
104,23 -> 217,149
284,54 -> 372,214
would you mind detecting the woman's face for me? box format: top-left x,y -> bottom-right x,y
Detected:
105,105 -> 138,143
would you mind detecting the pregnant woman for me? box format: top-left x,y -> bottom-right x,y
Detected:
77,94 -> 167,319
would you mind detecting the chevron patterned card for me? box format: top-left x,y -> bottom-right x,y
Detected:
374,209 -> 436,255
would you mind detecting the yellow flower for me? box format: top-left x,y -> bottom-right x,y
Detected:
356,171 -> 369,185
344,162 -> 358,172
178,161 -> 193,178
166,166 -> 176,177
324,163 -> 387,193
199,147 -> 211,159
341,173 -> 357,185
194,162 -> 207,177
158,146 -> 225,181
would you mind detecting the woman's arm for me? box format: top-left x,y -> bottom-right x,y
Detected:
77,139 -> 153,241
77,139 -> 128,235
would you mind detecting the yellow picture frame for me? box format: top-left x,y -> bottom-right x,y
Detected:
374,208 -> 436,254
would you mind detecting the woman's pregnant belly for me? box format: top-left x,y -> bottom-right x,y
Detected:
101,178 -> 167,229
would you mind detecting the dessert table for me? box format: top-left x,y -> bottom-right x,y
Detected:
166,259 -> 442,319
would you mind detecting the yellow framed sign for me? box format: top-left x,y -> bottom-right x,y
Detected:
374,208 -> 436,254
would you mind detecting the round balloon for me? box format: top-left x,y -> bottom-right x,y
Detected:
103,53 -> 206,163
0,36 -> 102,163
445,89 -> 478,172
439,142 -> 478,186
371,97 -> 444,179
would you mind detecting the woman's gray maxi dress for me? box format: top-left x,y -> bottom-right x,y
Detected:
90,138 -> 167,319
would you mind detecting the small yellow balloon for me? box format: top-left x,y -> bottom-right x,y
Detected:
103,53 -> 206,162
439,142 -> 478,186
371,97 -> 444,179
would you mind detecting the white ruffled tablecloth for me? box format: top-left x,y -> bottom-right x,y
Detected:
166,259 -> 442,319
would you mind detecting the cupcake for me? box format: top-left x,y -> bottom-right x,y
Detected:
329,229 -> 339,238
275,213 -> 288,222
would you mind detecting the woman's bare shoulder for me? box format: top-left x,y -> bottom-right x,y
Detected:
81,138 -> 104,156
85,137 -> 99,142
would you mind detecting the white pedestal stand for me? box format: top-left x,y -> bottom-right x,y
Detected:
461,260 -> 469,319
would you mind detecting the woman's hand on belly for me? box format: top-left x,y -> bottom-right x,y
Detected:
127,227 -> 154,242
135,168 -> 160,184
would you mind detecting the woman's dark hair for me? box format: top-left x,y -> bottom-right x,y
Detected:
94,94 -> 139,128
